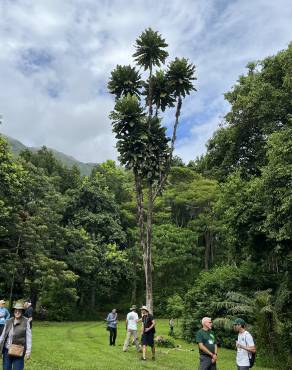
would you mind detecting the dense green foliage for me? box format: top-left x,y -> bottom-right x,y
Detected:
0,40 -> 291,370
0,143 -> 130,320
184,45 -> 292,369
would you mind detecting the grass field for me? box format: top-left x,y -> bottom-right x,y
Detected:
24,320 -> 274,370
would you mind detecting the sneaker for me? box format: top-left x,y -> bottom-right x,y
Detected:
152,356 -> 155,361
141,357 -> 146,361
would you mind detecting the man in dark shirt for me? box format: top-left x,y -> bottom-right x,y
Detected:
24,300 -> 33,329
196,317 -> 218,370
140,306 -> 156,361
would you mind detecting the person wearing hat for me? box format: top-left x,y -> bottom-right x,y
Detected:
122,305 -> 140,352
0,300 -> 10,336
233,318 -> 256,370
0,302 -> 32,370
140,306 -> 156,361
196,317 -> 218,370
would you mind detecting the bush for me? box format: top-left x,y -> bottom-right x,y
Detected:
155,335 -> 176,348
181,263 -> 258,344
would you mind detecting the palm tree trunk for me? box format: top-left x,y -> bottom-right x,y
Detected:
134,172 -> 153,311
148,64 -> 153,117
154,95 -> 182,200
145,184 -> 154,313
134,172 -> 146,251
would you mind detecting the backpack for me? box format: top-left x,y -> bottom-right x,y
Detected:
244,332 -> 256,368
249,352 -> 256,368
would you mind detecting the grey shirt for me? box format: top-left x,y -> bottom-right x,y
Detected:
0,319 -> 32,355
106,313 -> 117,328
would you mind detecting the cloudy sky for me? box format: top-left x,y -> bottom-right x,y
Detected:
0,0 -> 291,164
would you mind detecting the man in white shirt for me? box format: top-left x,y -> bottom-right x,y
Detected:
233,318 -> 256,370
123,305 -> 140,352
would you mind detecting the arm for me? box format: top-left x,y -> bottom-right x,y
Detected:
109,316 -> 117,323
236,333 -> 256,353
236,342 -> 256,353
125,319 -> 128,330
0,323 -> 6,343
212,344 -> 218,362
25,320 -> 32,359
198,343 -> 218,362
198,343 -> 215,357
144,319 -> 155,332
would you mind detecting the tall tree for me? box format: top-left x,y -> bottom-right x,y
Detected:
108,28 -> 196,312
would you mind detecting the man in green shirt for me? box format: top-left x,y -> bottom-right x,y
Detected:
196,317 -> 218,370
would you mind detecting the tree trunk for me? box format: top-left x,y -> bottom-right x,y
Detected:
145,184 -> 154,313
131,275 -> 137,304
30,288 -> 38,309
9,235 -> 21,309
90,285 -> 96,309
154,95 -> 182,200
148,64 -> 153,117
204,230 -> 211,270
134,172 -> 146,253
79,291 -> 84,307
134,169 -> 154,312
210,231 -> 214,264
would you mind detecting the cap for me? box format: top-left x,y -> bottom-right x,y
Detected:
233,318 -> 246,326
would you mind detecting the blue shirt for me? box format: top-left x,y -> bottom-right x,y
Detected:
106,312 -> 117,328
0,307 -> 10,326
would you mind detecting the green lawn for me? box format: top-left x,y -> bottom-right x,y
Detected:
25,320 -> 274,370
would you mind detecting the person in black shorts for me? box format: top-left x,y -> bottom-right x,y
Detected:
140,306 -> 156,361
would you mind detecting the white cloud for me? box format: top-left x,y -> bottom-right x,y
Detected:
0,0 -> 291,163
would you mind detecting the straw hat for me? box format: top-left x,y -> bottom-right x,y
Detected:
13,302 -> 25,310
140,305 -> 149,312
130,305 -> 137,310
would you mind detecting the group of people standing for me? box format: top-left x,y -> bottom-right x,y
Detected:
196,316 -> 256,370
106,304 -> 156,361
0,299 -> 33,370
1,297 -> 256,369
106,307 -> 256,369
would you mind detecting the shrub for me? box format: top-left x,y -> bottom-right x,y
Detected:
155,335 -> 176,348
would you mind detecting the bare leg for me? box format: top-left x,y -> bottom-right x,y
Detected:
142,345 -> 147,360
151,345 -> 155,360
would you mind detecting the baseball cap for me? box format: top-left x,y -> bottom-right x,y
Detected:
233,318 -> 246,326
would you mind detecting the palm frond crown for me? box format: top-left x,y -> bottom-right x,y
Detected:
133,28 -> 169,70
143,70 -> 176,112
108,65 -> 143,99
167,58 -> 197,98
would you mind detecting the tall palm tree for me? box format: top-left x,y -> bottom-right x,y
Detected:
133,28 -> 168,116
132,29 -> 169,312
108,65 -> 143,99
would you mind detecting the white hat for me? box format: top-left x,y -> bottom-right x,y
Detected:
140,305 -> 149,312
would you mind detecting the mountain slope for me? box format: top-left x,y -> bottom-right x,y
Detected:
2,134 -> 97,176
